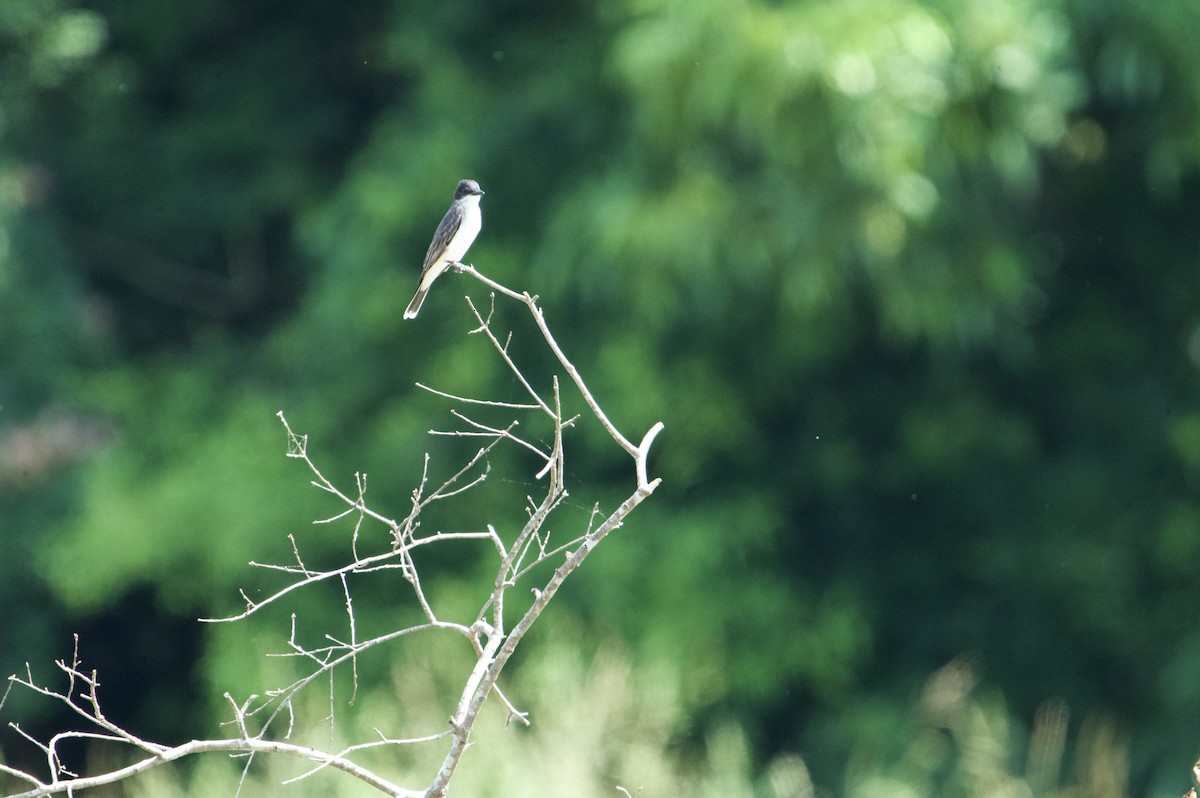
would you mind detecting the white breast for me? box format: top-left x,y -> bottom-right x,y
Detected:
443,195 -> 482,264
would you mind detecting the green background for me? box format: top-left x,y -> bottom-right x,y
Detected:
3,0 -> 1200,795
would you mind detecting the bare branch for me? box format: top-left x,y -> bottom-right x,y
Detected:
281,728 -> 453,785
415,382 -> 541,410
458,264 -> 664,489
2,736 -> 423,798
4,266 -> 661,798
278,411 -> 399,530
433,410 -> 551,465
463,295 -> 554,418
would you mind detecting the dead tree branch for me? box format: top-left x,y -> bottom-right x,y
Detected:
2,269 -> 662,797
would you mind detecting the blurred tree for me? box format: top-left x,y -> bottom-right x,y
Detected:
0,0 -> 110,746
3,0 -> 1200,794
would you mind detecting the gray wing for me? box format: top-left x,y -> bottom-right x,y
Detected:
404,203 -> 464,319
420,204 -> 464,276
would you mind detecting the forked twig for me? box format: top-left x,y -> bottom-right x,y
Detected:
458,264 -> 663,492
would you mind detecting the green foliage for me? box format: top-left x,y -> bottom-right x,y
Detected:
845,663 -> 1131,798
43,357 -> 306,611
85,648 -> 1133,798
4,0 -> 1200,794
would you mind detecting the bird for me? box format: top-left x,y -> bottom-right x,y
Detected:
404,178 -> 485,319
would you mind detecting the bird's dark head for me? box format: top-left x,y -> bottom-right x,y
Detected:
455,179 -> 484,199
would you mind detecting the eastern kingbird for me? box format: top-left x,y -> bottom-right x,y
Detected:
403,178 -> 485,319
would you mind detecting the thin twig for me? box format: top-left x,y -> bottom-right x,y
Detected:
415,382 -> 541,410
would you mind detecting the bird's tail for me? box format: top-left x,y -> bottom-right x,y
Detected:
403,288 -> 428,320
